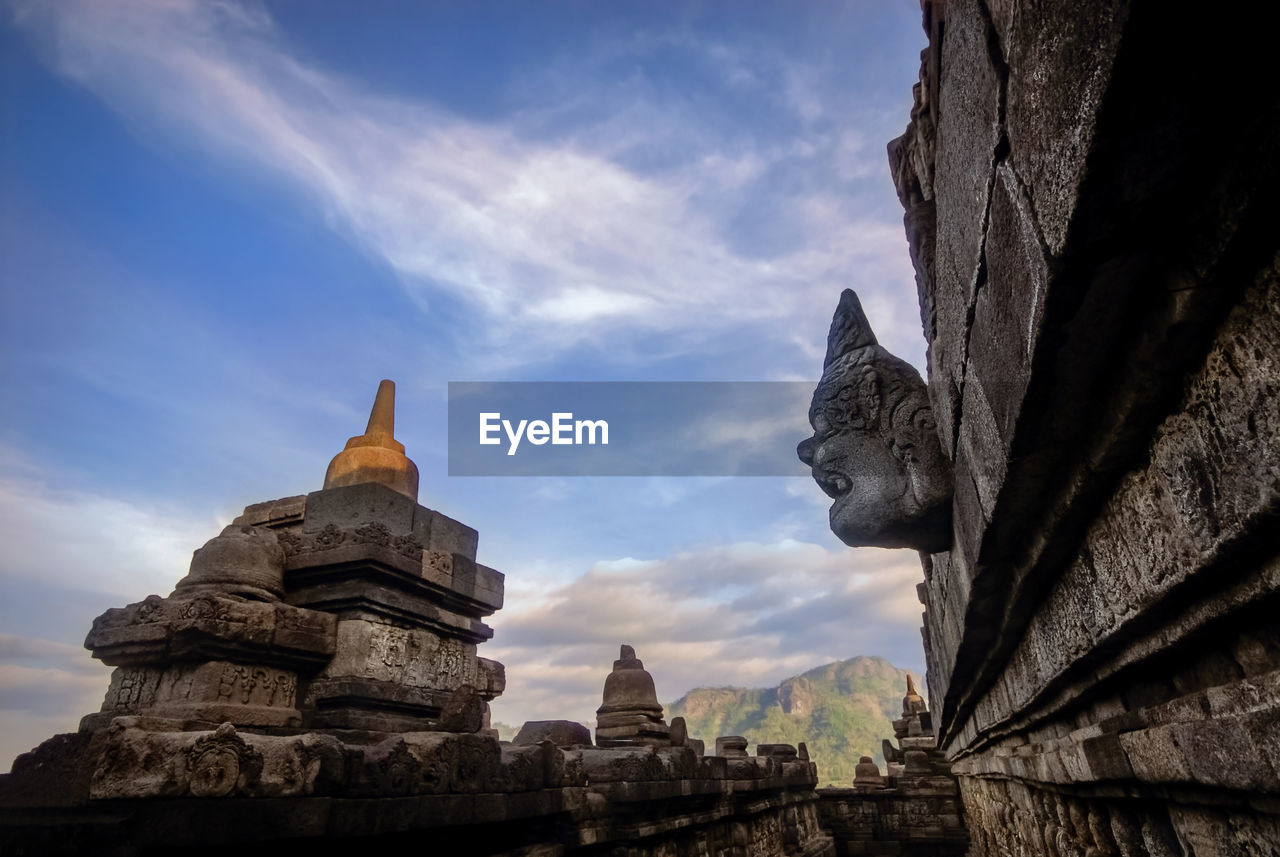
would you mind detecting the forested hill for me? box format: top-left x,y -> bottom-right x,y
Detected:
666,656 -> 918,787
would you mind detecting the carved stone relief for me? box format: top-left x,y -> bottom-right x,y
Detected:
798,288 -> 953,551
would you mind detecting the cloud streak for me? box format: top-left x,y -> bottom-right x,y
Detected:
0,633 -> 111,770
0,447 -> 219,599
12,0 -> 920,372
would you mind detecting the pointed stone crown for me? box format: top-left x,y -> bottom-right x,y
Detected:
323,379 -> 420,500
823,289 -> 878,369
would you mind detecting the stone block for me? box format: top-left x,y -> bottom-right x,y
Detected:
655,746 -> 699,780
438,684 -> 486,733
514,720 -> 592,748
85,660 -> 303,729
955,372 -> 1007,523
1081,733 -> 1134,782
415,507 -> 480,560
315,619 -> 486,694
934,0 -> 1001,298
303,677 -> 452,731
497,742 -> 559,791
930,0 -> 1003,457
1118,724 -> 1193,785
1004,0 -> 1126,254
727,757 -> 764,780
474,564 -> 505,610
232,494 -> 306,528
89,722 -> 346,800
304,482 -> 418,535
698,755 -> 727,780
1172,714 -> 1280,792
577,746 -> 666,783
969,162 -> 1047,446
756,743 -> 797,761
85,593 -> 336,671
715,735 -> 748,758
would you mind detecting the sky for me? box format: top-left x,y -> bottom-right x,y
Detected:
0,0 -> 930,767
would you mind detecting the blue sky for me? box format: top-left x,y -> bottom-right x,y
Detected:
0,0 -> 929,766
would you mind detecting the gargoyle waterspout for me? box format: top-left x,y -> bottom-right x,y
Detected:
797,289 -> 952,552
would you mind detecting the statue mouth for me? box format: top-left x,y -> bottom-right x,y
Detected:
814,470 -> 852,499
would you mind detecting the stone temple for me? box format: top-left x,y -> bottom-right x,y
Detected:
0,382 -> 842,856
3,0 -> 1279,854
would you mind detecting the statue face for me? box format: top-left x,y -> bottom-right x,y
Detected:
797,289 -> 952,553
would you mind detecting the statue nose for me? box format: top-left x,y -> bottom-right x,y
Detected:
797,437 -> 815,466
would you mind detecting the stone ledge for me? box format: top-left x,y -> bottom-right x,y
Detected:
86,594 -> 336,671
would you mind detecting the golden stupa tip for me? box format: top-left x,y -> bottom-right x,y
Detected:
344,379 -> 404,453
323,379 -> 419,499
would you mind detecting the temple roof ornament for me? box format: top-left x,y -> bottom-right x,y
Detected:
324,379 -> 420,501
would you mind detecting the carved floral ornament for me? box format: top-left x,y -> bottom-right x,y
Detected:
277,521 -> 423,561
797,288 -> 953,553
187,723 -> 263,797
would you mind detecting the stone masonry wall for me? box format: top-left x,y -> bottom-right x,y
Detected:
1,726 -> 835,857
818,789 -> 968,857
891,0 -> 1280,853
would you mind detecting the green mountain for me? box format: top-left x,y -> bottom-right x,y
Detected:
666,656 -> 919,787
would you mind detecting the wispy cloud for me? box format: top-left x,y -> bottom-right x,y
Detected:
0,633 -> 112,769
0,446 -> 213,771
11,0 -> 920,373
487,538 -> 925,730
0,446 -> 219,598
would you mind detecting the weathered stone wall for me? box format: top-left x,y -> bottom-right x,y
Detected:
0,729 -> 834,857
891,0 -> 1280,853
818,788 -> 968,857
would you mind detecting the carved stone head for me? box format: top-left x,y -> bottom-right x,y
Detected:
797,289 -> 952,552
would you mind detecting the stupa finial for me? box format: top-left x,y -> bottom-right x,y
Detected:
323,379 -> 419,500
362,378 -> 398,447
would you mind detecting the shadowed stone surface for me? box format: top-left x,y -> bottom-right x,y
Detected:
513,720 -> 592,748
716,736 -> 749,759
852,756 -> 884,790
877,0 -> 1280,852
668,715 -> 688,748
818,680 -> 967,855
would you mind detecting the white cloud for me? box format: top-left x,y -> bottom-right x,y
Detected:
0,451 -> 217,769
0,633 -> 113,770
0,449 -> 219,598
487,538 -> 925,730
12,0 -> 922,373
